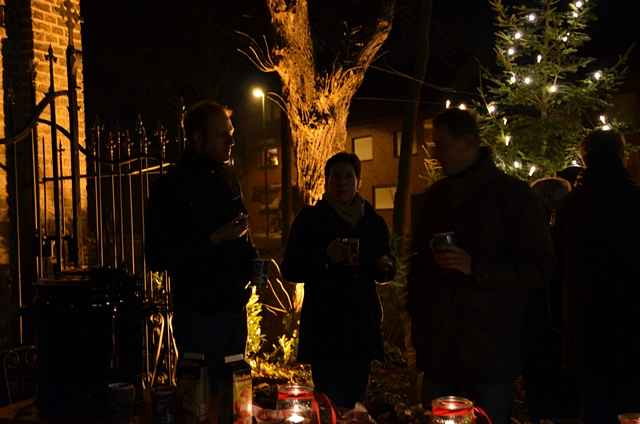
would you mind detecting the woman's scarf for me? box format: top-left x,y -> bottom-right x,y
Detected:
323,193 -> 365,228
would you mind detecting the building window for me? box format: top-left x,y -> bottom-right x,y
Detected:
260,146 -> 280,168
353,136 -> 374,161
393,131 -> 418,157
374,186 -> 396,210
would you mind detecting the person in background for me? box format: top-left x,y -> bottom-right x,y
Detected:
557,129 -> 640,423
282,152 -> 396,410
525,176 -> 573,423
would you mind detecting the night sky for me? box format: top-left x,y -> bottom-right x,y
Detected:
80,0 -> 639,130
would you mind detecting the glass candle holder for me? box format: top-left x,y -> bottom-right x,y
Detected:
276,384 -> 315,423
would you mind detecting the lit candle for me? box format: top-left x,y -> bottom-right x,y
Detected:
288,413 -> 305,423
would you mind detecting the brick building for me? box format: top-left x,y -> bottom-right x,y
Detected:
0,0 -> 86,347
240,102 -> 435,251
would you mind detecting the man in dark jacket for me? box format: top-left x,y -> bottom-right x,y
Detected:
146,100 -> 256,423
408,109 -> 553,424
557,129 -> 640,423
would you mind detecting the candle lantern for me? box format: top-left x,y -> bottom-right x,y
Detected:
431,396 -> 492,424
619,413 -> 640,424
276,384 -> 336,424
276,384 -> 315,423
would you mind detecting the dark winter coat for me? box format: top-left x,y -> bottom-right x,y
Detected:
556,163 -> 640,377
281,199 -> 395,362
145,153 -> 256,314
407,148 -> 554,383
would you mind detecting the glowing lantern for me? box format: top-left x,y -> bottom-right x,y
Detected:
276,385 -> 337,424
431,396 -> 492,424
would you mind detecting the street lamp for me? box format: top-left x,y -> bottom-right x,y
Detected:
252,86 -> 266,129
251,87 -> 270,240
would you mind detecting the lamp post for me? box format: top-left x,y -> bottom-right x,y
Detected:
252,87 -> 269,240
252,87 -> 266,130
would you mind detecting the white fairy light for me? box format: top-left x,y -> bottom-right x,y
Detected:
513,161 -> 522,169
593,71 -> 602,80
599,114 -> 607,124
445,99 -> 451,109
571,160 -> 579,166
515,31 -> 523,40
507,47 -> 516,56
602,124 -> 612,131
503,117 -> 508,125
509,74 -> 517,84
547,84 -> 558,93
528,13 -> 537,22
487,103 -> 497,114
504,135 -> 512,146
562,33 -> 569,42
537,54 -> 543,63
576,1 -> 584,8
524,76 -> 532,85
458,103 -> 467,110
529,165 -> 537,176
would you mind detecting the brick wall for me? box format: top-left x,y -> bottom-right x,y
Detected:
30,0 -> 87,253
0,1 -> 8,269
0,0 -> 10,349
0,0 -> 86,345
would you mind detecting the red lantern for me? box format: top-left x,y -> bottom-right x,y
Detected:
431,396 -> 492,424
276,384 -> 336,424
619,413 -> 640,424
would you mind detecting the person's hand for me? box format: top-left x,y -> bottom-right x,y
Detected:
209,213 -> 249,244
433,245 -> 472,275
327,239 -> 349,264
375,255 -> 395,274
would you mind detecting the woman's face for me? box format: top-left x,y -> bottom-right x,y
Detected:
325,162 -> 359,204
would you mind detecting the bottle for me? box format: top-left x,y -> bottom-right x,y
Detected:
219,354 -> 252,424
176,352 -> 209,424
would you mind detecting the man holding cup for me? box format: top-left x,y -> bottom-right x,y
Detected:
146,100 -> 256,423
407,109 -> 553,424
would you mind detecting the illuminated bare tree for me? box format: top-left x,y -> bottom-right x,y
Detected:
244,0 -> 394,205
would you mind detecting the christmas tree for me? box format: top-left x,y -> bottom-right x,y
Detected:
477,0 -> 631,179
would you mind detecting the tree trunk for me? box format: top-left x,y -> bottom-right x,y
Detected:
392,0 -> 433,247
391,0 -> 433,404
258,0 -> 394,205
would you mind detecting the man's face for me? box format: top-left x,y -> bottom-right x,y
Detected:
433,126 -> 476,175
325,162 -> 359,204
194,110 -> 235,164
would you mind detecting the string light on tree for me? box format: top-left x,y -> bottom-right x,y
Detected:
445,99 -> 452,109
602,124 -> 612,131
477,0 -> 629,177
458,103 -> 467,110
487,103 -> 497,114
599,114 -> 607,124
529,165 -> 537,177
